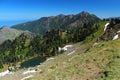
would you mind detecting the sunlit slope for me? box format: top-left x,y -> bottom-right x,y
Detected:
31,39 -> 120,80
29,21 -> 120,80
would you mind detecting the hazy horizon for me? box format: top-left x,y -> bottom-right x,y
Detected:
0,20 -> 31,27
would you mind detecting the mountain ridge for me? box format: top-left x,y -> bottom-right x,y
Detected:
12,11 -> 100,34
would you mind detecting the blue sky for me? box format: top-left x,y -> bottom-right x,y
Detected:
0,0 -> 120,27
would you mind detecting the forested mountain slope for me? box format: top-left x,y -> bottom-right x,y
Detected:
0,18 -> 100,68
12,11 -> 100,34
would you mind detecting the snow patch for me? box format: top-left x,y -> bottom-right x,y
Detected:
23,69 -> 37,74
65,45 -> 73,47
113,34 -> 119,40
104,23 -> 110,32
0,70 -> 13,77
46,57 -> 54,61
67,50 -> 75,55
59,47 -> 67,51
21,75 -> 34,80
59,45 -> 73,52
117,30 -> 120,33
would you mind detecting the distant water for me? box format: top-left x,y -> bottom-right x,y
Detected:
21,57 -> 46,68
0,20 -> 30,28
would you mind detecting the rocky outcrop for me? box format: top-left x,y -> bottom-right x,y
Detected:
0,27 -> 23,44
0,27 -> 34,44
97,19 -> 120,42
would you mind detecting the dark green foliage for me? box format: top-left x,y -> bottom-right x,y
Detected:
109,18 -> 120,28
0,60 -> 3,68
0,33 -> 33,67
30,29 -> 62,57
72,22 -> 98,42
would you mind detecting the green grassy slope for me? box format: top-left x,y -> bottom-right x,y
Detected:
31,38 -> 120,80
28,21 -> 120,80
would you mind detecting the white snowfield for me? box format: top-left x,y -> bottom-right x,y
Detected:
67,50 -> 75,55
0,70 -> 13,77
113,34 -> 119,40
23,69 -> 37,74
21,75 -> 34,80
59,45 -> 73,52
104,23 -> 110,32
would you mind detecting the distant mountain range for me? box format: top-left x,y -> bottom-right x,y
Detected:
12,11 -> 100,34
107,17 -> 120,20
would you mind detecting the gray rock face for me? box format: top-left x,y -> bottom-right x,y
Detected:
0,27 -> 24,44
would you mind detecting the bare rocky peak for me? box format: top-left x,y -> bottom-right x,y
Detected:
76,11 -> 91,17
0,27 -> 33,44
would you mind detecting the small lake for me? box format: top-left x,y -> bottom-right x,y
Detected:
21,57 -> 46,68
